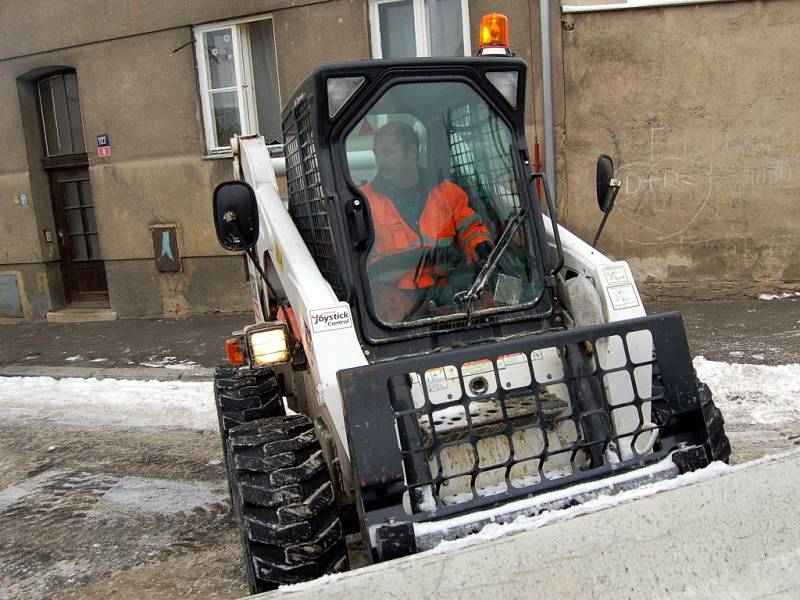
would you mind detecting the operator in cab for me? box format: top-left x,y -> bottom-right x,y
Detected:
360,122 -> 493,322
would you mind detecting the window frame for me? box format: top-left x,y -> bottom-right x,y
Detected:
194,14 -> 282,154
368,0 -> 472,59
36,70 -> 87,158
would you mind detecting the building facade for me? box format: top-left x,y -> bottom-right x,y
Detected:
0,0 -> 797,320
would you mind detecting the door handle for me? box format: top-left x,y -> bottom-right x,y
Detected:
346,197 -> 370,250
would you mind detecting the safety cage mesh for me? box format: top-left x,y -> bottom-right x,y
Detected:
283,95 -> 345,297
340,314 -> 703,522
448,103 -> 522,233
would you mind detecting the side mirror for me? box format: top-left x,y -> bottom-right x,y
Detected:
213,181 -> 259,251
596,154 -> 616,212
591,155 -> 622,248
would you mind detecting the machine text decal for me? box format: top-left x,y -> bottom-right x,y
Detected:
309,306 -> 352,332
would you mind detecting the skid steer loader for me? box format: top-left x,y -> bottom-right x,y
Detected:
211,17 -> 730,594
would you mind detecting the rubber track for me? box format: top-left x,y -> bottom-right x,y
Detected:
214,365 -> 285,437
698,380 -> 732,463
227,414 -> 348,592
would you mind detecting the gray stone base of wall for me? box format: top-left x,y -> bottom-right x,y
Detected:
1,255 -> 252,321
0,262 -> 65,321
7,256 -> 798,321
639,281 -> 800,302
105,254 -> 252,319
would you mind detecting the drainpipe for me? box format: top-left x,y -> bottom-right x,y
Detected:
539,0 -> 557,205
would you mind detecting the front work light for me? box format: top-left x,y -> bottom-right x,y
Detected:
327,76 -> 365,118
486,71 -> 519,107
479,12 -> 511,56
246,323 -> 290,366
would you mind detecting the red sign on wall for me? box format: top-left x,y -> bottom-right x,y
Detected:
97,146 -> 111,158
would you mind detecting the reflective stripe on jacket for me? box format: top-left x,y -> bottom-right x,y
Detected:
362,180 -> 491,290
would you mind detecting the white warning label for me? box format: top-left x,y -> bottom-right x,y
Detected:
607,284 -> 640,310
461,359 -> 494,376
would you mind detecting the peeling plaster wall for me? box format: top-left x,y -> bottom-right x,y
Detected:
559,0 -> 800,299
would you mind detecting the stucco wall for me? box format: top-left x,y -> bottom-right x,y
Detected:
559,0 -> 800,299
4,0 -> 789,319
0,0 -> 369,319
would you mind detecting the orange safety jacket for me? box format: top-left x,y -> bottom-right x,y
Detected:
362,180 -> 491,290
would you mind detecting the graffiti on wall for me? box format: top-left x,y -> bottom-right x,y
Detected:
611,122 -> 797,245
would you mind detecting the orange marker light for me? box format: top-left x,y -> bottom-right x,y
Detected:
226,337 -> 246,366
480,12 -> 510,49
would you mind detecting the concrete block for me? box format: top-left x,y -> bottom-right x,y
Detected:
259,451 -> 800,600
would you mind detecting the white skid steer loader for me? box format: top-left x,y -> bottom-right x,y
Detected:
210,16 -> 729,594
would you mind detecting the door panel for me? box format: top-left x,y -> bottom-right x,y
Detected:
50,168 -> 109,303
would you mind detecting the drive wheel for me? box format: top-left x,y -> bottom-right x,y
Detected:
697,379 -> 731,463
226,414 -> 349,593
214,365 -> 285,451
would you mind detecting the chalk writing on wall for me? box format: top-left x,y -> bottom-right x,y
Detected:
612,123 -> 797,245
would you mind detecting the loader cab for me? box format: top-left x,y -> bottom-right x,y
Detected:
282,59 -> 559,359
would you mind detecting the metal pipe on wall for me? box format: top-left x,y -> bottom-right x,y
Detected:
539,0 -> 556,205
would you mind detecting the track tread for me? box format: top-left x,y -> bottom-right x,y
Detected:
214,366 -> 285,448
698,380 -> 732,463
226,414 -> 348,593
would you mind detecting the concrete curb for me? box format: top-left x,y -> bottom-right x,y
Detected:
256,451 -> 800,600
0,365 -> 215,381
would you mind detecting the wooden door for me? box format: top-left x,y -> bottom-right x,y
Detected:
50,168 -> 109,303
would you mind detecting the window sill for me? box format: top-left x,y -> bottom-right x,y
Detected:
562,0 -> 736,13
202,152 -> 233,161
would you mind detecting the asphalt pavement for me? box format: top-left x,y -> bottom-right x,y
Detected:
0,298 -> 797,381
0,312 -> 252,380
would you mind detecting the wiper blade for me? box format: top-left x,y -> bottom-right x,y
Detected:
453,206 -> 529,307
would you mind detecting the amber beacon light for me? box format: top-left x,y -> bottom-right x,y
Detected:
479,12 -> 511,55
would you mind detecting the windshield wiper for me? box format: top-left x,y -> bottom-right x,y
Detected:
453,206 -> 529,310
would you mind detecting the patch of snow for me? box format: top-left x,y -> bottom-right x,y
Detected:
0,484 -> 30,510
91,476 -> 226,517
88,358 -> 107,363
0,377 -> 216,430
758,291 -> 800,300
694,356 -> 800,425
163,363 -> 198,371
0,470 -> 66,510
64,355 -> 83,362
140,356 -> 200,370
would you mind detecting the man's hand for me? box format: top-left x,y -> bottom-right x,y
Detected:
475,241 -> 492,266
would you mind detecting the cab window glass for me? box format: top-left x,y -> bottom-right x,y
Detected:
344,81 -> 542,324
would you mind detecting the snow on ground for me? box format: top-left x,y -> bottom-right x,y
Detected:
0,356 -> 798,432
758,291 -> 800,300
0,377 -> 215,430
694,356 -> 800,424
0,359 -> 798,592
138,356 -> 201,370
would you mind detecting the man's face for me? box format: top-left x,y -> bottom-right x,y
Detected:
373,133 -> 418,187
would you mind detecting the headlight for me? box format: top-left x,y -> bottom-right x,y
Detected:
246,323 -> 290,366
